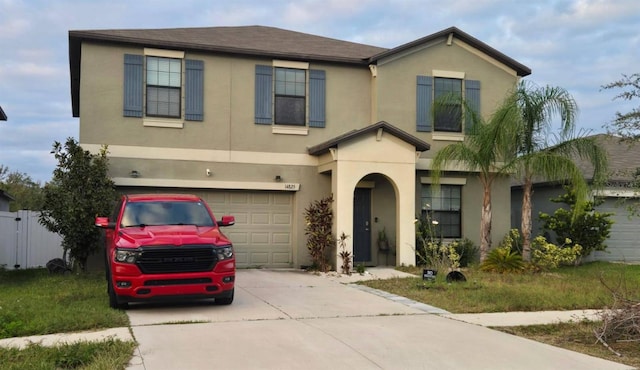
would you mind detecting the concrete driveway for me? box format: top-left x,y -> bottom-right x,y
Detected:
126,269 -> 632,370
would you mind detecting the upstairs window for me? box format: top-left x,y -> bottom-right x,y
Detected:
275,68 -> 306,125
123,52 -> 204,122
416,75 -> 480,134
255,64 -> 326,129
433,77 -> 462,132
146,57 -> 182,118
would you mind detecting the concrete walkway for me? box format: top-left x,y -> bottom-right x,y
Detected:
0,268 -> 633,370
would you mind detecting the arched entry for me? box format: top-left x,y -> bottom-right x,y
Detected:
353,174 -> 397,266
306,121 -> 430,270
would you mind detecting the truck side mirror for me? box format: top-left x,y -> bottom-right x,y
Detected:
95,216 -> 116,229
219,215 -> 235,227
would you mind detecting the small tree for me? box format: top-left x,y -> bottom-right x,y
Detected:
539,187 -> 613,263
0,165 -> 44,211
39,138 -> 116,271
303,196 -> 333,272
602,73 -> 640,140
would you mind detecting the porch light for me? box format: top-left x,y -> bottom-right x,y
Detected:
130,170 -> 140,178
274,175 -> 282,182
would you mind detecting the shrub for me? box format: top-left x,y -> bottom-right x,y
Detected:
415,213 -> 460,263
499,229 -> 523,254
415,215 -> 461,268
304,196 -> 333,272
453,238 -> 479,267
539,186 -> 613,262
337,232 -> 351,275
530,236 -> 582,271
480,233 -> 525,273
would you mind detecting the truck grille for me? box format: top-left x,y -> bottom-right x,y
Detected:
136,245 -> 217,274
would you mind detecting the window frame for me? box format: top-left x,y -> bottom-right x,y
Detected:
274,67 -> 307,126
433,77 -> 463,133
145,56 -> 182,119
421,184 -> 462,239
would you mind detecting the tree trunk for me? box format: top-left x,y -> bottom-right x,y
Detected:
521,178 -> 533,261
479,185 -> 492,262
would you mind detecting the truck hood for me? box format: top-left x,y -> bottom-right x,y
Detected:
116,225 -> 231,247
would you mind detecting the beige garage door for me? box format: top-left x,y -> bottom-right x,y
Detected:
202,190 -> 294,268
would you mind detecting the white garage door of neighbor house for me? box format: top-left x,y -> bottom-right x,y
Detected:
595,199 -> 640,263
204,191 -> 294,268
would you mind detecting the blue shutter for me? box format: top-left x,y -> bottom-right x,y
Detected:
255,65 -> 272,125
465,80 -> 480,133
416,76 -> 433,132
123,54 -> 143,117
185,59 -> 204,121
309,69 -> 326,128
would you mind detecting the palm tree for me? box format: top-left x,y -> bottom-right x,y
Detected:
511,81 -> 608,261
431,95 -> 519,262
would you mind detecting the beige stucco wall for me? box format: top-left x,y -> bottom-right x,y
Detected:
374,38 -> 519,157
79,42 -> 373,155
77,34 -> 523,268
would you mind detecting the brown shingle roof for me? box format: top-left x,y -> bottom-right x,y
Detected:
574,134 -> 640,183
69,25 -> 387,64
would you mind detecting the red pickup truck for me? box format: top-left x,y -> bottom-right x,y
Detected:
95,194 -> 236,309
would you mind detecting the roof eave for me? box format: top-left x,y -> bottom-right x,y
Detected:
308,121 -> 430,156
369,26 -> 531,77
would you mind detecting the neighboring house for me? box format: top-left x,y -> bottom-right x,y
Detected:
68,25 -> 531,268
0,190 -> 14,212
0,106 -> 6,121
511,134 -> 640,262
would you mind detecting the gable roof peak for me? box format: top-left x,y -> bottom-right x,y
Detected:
308,121 -> 430,155
369,26 -> 531,77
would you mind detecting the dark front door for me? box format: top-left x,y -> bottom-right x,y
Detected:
353,188 -> 372,263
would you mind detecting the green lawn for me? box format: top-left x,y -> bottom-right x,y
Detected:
0,268 -> 133,370
0,268 -> 129,339
362,262 -> 640,313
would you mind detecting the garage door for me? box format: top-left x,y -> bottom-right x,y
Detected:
202,191 -> 294,268
594,198 -> 640,262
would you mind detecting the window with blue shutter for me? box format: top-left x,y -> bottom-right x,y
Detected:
185,59 -> 204,121
123,54 -> 143,117
309,69 -> 326,128
123,54 -> 204,121
416,76 -> 433,132
434,78 -> 463,132
417,76 -> 481,133
255,65 -> 273,125
465,80 -> 480,133
255,64 -> 326,128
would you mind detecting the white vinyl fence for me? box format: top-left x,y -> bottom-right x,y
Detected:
0,210 -> 63,270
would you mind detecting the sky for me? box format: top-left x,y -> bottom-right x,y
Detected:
0,0 -> 638,183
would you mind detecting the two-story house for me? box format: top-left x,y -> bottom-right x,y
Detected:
68,26 -> 530,269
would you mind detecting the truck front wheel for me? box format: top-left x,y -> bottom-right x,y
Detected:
107,277 -> 128,309
214,288 -> 234,305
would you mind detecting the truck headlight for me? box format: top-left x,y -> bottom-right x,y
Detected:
216,246 -> 234,261
115,249 -> 140,264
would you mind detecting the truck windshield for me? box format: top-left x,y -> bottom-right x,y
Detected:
121,201 -> 215,227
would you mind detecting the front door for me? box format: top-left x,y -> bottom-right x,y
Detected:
353,188 -> 372,263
